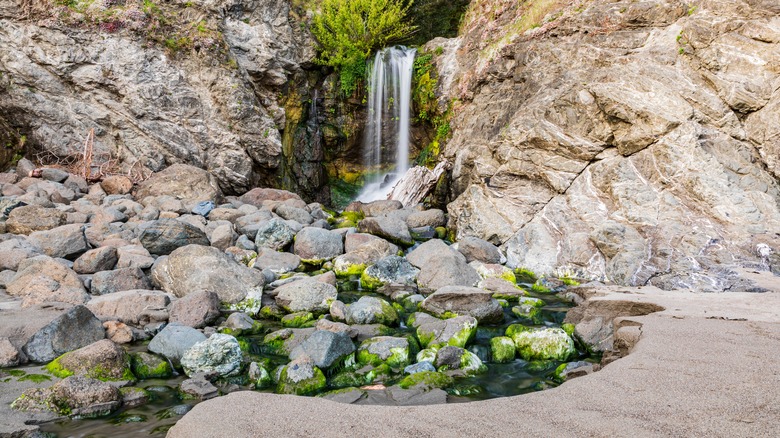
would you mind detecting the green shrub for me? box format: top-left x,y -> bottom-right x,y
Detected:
311,0 -> 417,95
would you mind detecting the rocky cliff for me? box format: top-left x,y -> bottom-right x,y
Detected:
432,0 -> 780,290
0,0 -> 316,194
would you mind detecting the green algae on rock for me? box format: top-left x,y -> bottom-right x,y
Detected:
511,328 -> 576,361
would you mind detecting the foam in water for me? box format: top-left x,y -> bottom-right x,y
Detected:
356,46 -> 417,203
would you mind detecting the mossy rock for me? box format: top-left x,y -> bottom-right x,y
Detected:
416,347 -> 438,363
281,312 -> 316,328
131,352 -> 173,380
512,328 -> 576,361
514,268 -> 538,284
276,363 -> 327,396
46,340 -> 135,382
259,305 -> 285,320
356,337 -> 410,369
489,337 -> 515,363
359,269 -> 385,290
398,371 -> 453,390
505,323 -> 531,339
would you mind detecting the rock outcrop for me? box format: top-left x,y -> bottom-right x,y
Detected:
429,0 -> 780,290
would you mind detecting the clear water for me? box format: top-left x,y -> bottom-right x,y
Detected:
357,46 -> 417,203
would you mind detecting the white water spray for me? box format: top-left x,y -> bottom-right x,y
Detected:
356,46 -> 417,202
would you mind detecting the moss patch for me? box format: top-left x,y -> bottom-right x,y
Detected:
398,371 -> 453,390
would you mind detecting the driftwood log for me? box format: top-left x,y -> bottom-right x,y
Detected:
388,161 -> 449,207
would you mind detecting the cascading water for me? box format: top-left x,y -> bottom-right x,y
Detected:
356,46 -> 417,202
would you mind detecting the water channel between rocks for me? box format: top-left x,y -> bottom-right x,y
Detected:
14,278 -> 593,438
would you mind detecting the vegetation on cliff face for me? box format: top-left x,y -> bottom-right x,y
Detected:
310,0 -> 417,96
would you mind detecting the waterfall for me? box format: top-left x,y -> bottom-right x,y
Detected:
356,46 -> 417,203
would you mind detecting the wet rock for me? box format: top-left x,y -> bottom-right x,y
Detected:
456,237 -> 504,264
360,255 -> 419,289
489,336 -> 516,363
403,361 -> 437,375
554,361 -> 595,382
151,244 -> 265,304
7,256 -> 90,307
434,346 -> 486,376
169,290 -> 221,329
13,376 -> 121,418
293,227 -> 344,263
356,336 -> 410,368
275,279 -> 338,314
90,267 -> 151,295
139,219 -> 210,256
345,296 -> 399,326
180,374 -> 219,400
254,217 -> 296,251
277,355 -> 326,395
73,246 -> 118,274
148,324 -> 207,367
135,164 -> 223,207
47,339 -> 133,382
410,313 -> 478,349
289,330 -> 355,369
180,334 -> 243,377
120,387 -> 152,408
407,239 -> 481,291
510,327 -> 576,361
6,205 -> 66,235
357,217 -> 413,247
87,289 -> 170,327
252,248 -> 300,274
420,286 -> 503,324
262,328 -> 316,356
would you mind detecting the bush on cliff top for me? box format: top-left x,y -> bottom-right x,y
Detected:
311,0 -> 417,95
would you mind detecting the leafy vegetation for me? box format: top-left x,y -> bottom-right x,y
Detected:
310,0 -> 418,96
411,52 -> 452,168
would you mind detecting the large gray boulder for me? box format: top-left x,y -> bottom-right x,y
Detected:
420,286 -> 504,324
360,255 -> 419,289
169,290 -> 221,329
180,334 -> 243,377
293,227 -> 344,263
87,290 -> 170,327
0,304 -> 105,363
135,164 -> 223,207
5,205 -> 66,235
148,324 -> 207,367
151,244 -> 265,304
357,217 -> 414,247
26,224 -> 89,259
407,240 -> 481,291
7,256 -> 90,307
48,339 -> 133,382
139,219 -> 210,255
289,330 -> 355,369
73,246 -> 118,274
455,237 -> 503,264
274,279 -> 338,314
252,248 -> 300,275
254,218 -> 296,250
90,267 -> 152,295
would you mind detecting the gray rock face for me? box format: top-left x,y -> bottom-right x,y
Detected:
90,267 -> 152,295
289,330 -> 355,369
456,237 -> 503,264
148,324 -> 207,367
87,289 -> 170,327
421,286 -> 503,324
181,334 -> 243,377
7,256 -> 90,307
136,165 -> 223,207
151,244 -> 265,304
0,304 -> 106,363
73,246 -> 118,274
169,291 -> 221,329
27,224 -> 88,259
254,218 -> 296,251
139,219 -> 210,256
293,227 -> 344,262
345,296 -> 399,326
357,217 -> 414,247
407,240 -> 481,291
274,279 -> 338,314
435,0 -> 780,290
